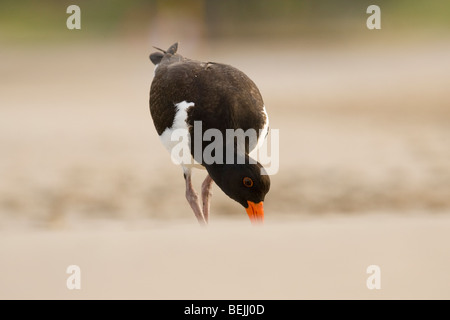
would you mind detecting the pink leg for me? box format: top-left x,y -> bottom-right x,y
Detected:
184,170 -> 206,225
201,175 -> 214,223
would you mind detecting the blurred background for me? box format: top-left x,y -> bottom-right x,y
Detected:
1,0 -> 449,229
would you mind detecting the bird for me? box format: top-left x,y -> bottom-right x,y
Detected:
148,42 -> 270,225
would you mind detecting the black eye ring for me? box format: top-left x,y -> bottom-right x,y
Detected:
243,177 -> 253,188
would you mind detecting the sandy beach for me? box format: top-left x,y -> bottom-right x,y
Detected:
1,214 -> 450,299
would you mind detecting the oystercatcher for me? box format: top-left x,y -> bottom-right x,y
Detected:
149,43 -> 270,224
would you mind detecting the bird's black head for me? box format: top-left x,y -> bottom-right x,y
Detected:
206,161 -> 270,224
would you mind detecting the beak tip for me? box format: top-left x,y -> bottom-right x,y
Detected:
246,201 -> 264,225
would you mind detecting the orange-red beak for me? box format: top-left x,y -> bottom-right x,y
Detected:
245,201 -> 264,224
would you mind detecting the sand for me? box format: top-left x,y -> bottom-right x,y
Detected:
1,38 -> 450,299
1,214 -> 450,299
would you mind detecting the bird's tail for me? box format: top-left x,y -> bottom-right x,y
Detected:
149,42 -> 178,65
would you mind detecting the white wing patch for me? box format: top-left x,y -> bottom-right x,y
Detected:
159,101 -> 204,170
249,105 -> 269,159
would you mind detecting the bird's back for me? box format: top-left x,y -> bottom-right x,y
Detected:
149,44 -> 268,163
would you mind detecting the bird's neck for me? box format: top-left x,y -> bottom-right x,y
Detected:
203,152 -> 256,186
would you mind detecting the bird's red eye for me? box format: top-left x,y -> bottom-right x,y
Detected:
243,177 -> 253,187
